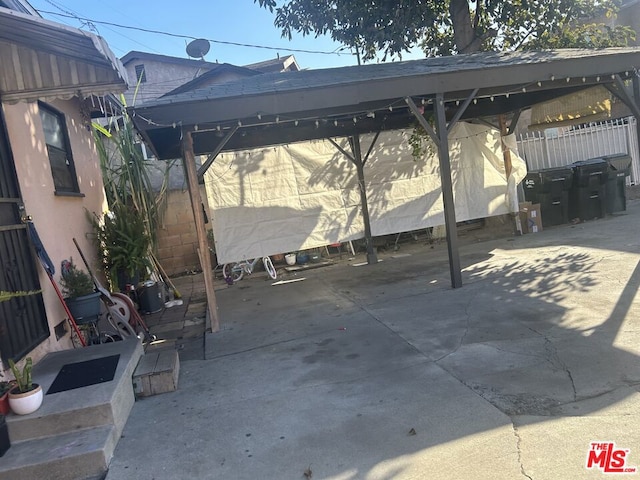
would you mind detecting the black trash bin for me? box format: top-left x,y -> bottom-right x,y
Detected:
602,153 -> 631,214
568,158 -> 609,221
137,281 -> 163,314
523,166 -> 573,227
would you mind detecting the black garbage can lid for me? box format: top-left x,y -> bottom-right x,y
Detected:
602,153 -> 631,171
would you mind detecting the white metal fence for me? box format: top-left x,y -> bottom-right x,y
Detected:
516,116 -> 640,184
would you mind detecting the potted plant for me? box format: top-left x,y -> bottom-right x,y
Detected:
60,258 -> 101,324
91,204 -> 152,292
0,290 -> 39,415
8,357 -> 43,415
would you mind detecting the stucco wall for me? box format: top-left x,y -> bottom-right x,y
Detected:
123,60 -> 206,105
2,98 -> 108,363
156,186 -> 214,276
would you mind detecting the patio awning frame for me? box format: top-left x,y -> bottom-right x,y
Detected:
129,48 -> 640,329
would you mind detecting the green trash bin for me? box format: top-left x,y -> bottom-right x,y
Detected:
569,158 -> 608,221
602,153 -> 631,214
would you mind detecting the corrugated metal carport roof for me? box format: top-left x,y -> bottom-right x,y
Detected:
0,6 -> 128,103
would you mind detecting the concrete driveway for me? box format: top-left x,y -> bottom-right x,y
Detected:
106,200 -> 640,480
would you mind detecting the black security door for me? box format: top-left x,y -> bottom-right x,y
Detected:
0,109 -> 49,362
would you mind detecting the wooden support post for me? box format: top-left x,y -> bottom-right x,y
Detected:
499,114 -> 522,235
498,115 -> 513,178
633,77 -> 640,159
182,129 -> 220,332
351,134 -> 378,265
434,93 -> 462,288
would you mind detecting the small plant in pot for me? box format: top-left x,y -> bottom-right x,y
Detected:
60,258 -> 101,325
8,357 -> 43,415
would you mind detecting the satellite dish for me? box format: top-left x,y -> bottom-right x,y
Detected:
186,39 -> 210,59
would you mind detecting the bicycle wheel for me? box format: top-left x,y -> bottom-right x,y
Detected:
263,256 -> 277,280
223,262 -> 244,282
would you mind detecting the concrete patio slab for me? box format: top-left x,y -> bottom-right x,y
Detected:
106,199 -> 640,480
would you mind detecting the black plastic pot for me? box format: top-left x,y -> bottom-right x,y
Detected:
65,291 -> 101,325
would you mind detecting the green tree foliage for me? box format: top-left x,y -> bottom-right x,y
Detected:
256,0 -> 634,60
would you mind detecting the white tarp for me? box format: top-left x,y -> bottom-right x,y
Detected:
205,122 -> 526,263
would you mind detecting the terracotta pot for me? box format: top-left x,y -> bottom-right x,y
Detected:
0,391 -> 9,416
8,384 -> 43,415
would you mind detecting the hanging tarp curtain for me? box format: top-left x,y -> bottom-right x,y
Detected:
205,122 -> 527,263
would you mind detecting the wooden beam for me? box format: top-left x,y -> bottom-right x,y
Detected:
633,77 -> 640,164
405,97 -> 440,148
351,135 -> 378,265
196,124 -> 239,179
447,88 -> 479,133
328,136 -> 377,264
182,129 -> 220,332
604,76 -> 640,120
498,115 -> 513,179
499,114 -> 523,235
508,110 -> 522,135
434,93 -> 462,288
363,130 -> 381,164
328,137 -> 354,161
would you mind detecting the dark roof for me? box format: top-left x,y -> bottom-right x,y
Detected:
121,50 -> 219,69
131,48 -> 640,159
162,63 -> 261,97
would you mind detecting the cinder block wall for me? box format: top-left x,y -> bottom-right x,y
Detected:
156,187 -> 212,276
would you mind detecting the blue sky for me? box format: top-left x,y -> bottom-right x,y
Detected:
27,0 -> 388,70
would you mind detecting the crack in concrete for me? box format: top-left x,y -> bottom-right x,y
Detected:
527,326 -> 578,401
512,422 -> 534,480
433,295 -> 474,362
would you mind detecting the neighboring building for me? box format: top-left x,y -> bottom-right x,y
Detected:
119,50 -> 300,275
0,2 -> 128,366
120,50 -> 299,106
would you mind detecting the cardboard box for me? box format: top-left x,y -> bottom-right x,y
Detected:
519,202 -> 543,234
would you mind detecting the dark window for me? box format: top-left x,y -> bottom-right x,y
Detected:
134,64 -> 147,83
38,103 -> 80,194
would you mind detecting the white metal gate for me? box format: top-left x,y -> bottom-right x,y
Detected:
516,116 -> 640,184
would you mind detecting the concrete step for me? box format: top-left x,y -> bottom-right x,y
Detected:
7,339 -> 143,442
0,425 -> 118,480
1,339 -> 144,480
133,349 -> 179,397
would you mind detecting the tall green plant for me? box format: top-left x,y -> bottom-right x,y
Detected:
91,204 -> 152,282
93,96 -> 173,251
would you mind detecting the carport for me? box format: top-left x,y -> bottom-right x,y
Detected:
130,47 -> 640,331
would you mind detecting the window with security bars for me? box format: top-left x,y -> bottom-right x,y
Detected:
38,103 -> 80,194
135,64 -> 147,83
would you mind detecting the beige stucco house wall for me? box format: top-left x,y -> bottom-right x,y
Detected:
0,3 -> 128,368
2,99 -> 109,365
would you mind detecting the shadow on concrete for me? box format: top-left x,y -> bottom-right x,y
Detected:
107,203 -> 640,480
